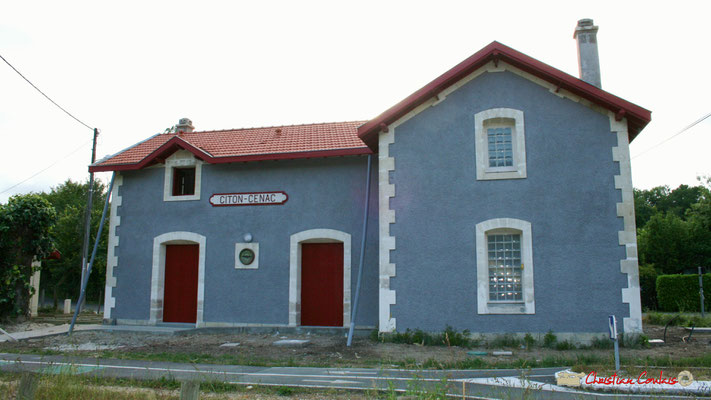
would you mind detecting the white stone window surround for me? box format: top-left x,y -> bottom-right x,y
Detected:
474,108 -> 527,180
476,218 -> 535,314
150,231 -> 207,327
288,229 -> 351,328
163,150 -> 202,201
235,242 -> 259,269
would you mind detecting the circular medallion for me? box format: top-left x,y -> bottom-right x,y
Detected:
239,248 -> 255,265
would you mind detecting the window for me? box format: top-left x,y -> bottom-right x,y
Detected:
172,167 -> 196,196
487,232 -> 522,301
476,218 -> 534,314
163,150 -> 202,201
474,108 -> 526,180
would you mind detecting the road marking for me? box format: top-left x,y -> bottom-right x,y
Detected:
0,359 -> 443,383
303,379 -> 362,384
328,370 -> 377,375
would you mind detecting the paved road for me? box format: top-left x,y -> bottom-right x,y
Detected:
0,353 -> 701,399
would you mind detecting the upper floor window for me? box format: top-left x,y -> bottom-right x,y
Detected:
474,108 -> 527,180
164,150 -> 202,202
476,218 -> 535,314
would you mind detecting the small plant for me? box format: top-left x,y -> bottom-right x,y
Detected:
523,333 -> 536,349
488,334 -> 521,348
276,386 -> 293,396
554,340 -> 576,351
543,330 -> 557,348
588,335 -> 613,349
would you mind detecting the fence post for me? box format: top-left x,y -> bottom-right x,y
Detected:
700,267 -> 705,318
18,373 -> 38,400
180,380 -> 200,400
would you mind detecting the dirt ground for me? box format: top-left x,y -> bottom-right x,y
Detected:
0,322 -> 709,371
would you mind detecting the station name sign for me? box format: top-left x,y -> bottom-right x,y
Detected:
209,191 -> 288,207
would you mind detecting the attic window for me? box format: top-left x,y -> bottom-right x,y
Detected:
163,150 -> 202,202
474,108 -> 527,180
172,167 -> 196,196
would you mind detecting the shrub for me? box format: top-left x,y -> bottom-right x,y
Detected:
555,340 -> 576,351
656,273 -> 711,312
543,330 -> 557,348
487,334 -> 521,348
638,264 -> 658,310
523,333 -> 536,349
375,326 -> 474,348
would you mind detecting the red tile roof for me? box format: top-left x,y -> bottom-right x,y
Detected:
358,41 -> 651,149
91,42 -> 651,172
90,121 -> 371,172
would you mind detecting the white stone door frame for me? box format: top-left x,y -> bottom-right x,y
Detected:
150,231 -> 206,327
289,229 -> 351,327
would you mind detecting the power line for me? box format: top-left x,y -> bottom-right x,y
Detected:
0,139 -> 93,195
632,112 -> 711,159
0,53 -> 94,131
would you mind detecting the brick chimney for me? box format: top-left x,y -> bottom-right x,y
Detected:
573,19 -> 602,88
175,118 -> 194,133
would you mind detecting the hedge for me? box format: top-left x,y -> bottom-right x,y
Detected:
656,273 -> 711,312
639,264 -> 658,310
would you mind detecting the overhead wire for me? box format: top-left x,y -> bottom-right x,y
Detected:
632,112 -> 711,159
0,52 -> 98,195
0,139 -> 94,195
0,53 -> 94,131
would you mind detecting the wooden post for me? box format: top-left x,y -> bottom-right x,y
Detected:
180,381 -> 200,400
18,373 -> 38,400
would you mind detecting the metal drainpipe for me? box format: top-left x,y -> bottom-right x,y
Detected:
69,172 -> 115,335
347,154 -> 372,346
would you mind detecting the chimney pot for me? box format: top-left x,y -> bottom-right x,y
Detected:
574,18 -> 602,88
175,118 -> 195,133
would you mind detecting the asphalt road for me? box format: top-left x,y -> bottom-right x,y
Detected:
0,353 -> 702,399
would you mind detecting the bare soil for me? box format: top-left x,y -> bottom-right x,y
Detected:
0,322 -> 709,372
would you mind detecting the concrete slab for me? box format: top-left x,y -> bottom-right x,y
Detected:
273,339 -> 310,347
219,342 -> 241,348
0,324 -> 102,342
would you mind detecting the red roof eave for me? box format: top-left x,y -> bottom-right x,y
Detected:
357,41 -> 651,149
89,146 -> 372,173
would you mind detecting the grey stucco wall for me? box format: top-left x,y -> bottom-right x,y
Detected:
112,155 -> 379,327
389,70 -> 628,333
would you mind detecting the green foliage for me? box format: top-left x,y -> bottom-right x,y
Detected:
375,326 -> 475,348
635,183 -> 711,279
523,333 -> 535,349
554,340 -> 575,350
487,334 -> 521,348
656,274 -> 711,312
638,264 -> 658,310
41,179 -> 109,306
644,312 -> 711,327
542,330 -> 557,348
588,336 -> 613,349
0,193 -> 56,318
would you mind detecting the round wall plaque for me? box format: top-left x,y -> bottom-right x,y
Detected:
239,248 -> 255,265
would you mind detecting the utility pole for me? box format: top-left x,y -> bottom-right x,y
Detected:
79,128 -> 98,310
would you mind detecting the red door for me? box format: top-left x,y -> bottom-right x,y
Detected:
163,244 -> 199,323
301,243 -> 343,326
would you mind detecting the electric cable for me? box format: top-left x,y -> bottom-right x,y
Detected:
632,112 -> 711,159
0,139 -> 93,195
0,53 -> 94,130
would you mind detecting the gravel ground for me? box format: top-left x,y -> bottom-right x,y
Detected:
0,323 -> 708,372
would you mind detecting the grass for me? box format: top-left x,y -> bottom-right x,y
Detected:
644,311 -> 711,327
0,372 -> 360,399
372,325 -> 478,348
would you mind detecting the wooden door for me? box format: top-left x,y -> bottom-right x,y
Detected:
301,243 -> 343,326
163,244 -> 199,323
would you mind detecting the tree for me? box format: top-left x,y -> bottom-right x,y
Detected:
638,213 -> 692,274
0,194 -> 56,318
42,179 -> 108,308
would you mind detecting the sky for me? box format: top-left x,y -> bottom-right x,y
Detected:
1,1 -> 710,203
